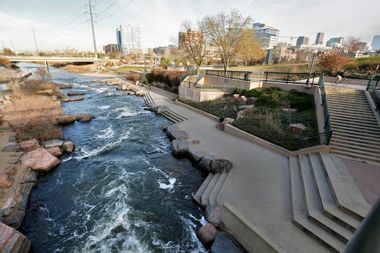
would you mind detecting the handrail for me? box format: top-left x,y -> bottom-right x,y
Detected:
318,75 -> 333,144
366,76 -> 380,111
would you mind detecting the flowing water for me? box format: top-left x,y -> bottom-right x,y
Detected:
18,64 -> 206,253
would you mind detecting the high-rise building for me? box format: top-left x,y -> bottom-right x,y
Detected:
296,36 -> 309,47
103,44 -> 119,55
326,37 -> 344,47
315,32 -> 324,45
252,23 -> 279,49
371,35 -> 380,50
178,30 -> 203,48
116,24 -> 141,55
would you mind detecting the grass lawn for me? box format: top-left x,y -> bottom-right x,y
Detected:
182,87 -> 320,151
115,65 -> 145,73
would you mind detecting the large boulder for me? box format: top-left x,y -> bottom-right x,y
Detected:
75,114 -> 93,122
56,115 -> 76,125
210,159 -> 233,174
211,232 -> 244,253
62,96 -> 84,102
21,148 -> 60,171
152,106 -> 169,114
2,142 -> 20,152
62,141 -> 75,153
46,147 -> 62,157
42,139 -> 64,149
198,155 -> 215,172
0,222 -> 31,253
19,139 -> 40,152
164,125 -> 189,140
188,148 -> 208,164
135,90 -> 145,96
197,223 -> 218,246
289,123 -> 306,135
171,140 -> 189,155
206,205 -> 222,228
67,91 -> 85,96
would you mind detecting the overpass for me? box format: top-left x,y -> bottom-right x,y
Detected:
4,56 -> 96,63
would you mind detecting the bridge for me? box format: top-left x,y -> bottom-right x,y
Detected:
4,56 -> 96,63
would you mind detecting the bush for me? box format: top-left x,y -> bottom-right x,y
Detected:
146,68 -> 187,93
286,89 -> 314,111
15,80 -> 62,97
125,72 -> 141,82
0,57 -> 11,67
181,97 -> 237,118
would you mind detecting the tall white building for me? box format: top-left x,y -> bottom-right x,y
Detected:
252,23 -> 279,49
116,24 -> 141,55
371,35 -> 380,50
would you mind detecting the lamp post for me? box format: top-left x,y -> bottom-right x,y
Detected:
307,50 -> 318,85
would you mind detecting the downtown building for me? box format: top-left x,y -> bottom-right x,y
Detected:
371,35 -> 380,50
315,32 -> 324,45
296,36 -> 309,47
252,22 -> 280,49
116,24 -> 142,55
326,37 -> 344,47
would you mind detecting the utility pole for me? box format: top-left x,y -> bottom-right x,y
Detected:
32,27 -> 39,55
88,0 -> 98,59
9,39 -> 15,52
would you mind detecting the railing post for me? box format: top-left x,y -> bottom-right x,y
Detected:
286,73 -> 290,83
366,76 -> 372,91
265,72 -> 268,82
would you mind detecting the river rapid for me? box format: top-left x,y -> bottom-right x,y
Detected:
18,64 -> 206,253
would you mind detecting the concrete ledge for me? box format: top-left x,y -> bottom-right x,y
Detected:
174,100 -> 220,122
224,123 -> 330,156
222,202 -> 285,253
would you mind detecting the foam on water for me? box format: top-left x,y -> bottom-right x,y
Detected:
158,177 -> 176,192
98,105 -> 111,110
96,126 -> 114,139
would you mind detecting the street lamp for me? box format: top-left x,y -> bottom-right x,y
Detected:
307,50 -> 318,86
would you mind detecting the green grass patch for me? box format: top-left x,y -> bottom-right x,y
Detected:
180,97 -> 237,118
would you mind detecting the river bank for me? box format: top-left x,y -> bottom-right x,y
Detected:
1,63 -> 206,253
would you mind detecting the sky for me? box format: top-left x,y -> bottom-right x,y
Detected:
0,0 -> 379,52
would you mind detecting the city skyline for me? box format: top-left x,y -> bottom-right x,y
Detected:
0,0 -> 379,52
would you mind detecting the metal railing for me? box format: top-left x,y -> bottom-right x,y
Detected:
366,75 -> 380,111
319,75 -> 333,144
264,71 -> 319,85
205,69 -> 319,85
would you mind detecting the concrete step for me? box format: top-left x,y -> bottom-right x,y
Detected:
330,114 -> 378,124
320,153 -> 370,220
330,147 -> 380,164
289,156 -> 345,253
331,120 -> 380,130
330,123 -> 380,135
201,173 -> 221,206
331,134 -> 380,147
327,98 -> 369,105
330,141 -> 380,155
329,107 -> 375,116
164,110 -> 187,122
299,155 -> 353,243
161,112 -> 181,123
332,128 -> 380,138
327,100 -> 370,108
332,131 -> 380,144
330,138 -> 380,150
309,154 -> 360,232
194,173 -> 213,205
209,172 -> 228,206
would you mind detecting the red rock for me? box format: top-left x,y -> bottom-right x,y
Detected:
0,222 -> 31,253
46,147 -> 62,157
19,139 -> 40,152
21,148 -> 60,171
0,174 -> 13,188
206,205 -> 222,228
197,223 -> 218,245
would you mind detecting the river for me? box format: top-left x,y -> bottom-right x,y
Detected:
18,64 -> 206,253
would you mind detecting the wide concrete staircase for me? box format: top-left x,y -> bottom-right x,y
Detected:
194,171 -> 229,207
289,152 -> 370,252
326,87 -> 380,163
144,92 -> 187,123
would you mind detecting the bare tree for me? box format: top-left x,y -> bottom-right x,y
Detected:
178,21 -> 208,73
236,29 -> 266,65
201,10 -> 252,72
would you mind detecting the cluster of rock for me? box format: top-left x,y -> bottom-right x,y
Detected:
162,124 -> 241,251
56,114 -> 93,125
94,78 -> 145,96
0,223 -> 30,253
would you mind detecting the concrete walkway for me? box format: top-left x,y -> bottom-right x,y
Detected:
147,88 -> 331,253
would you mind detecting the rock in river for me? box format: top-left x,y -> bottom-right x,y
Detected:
42,139 -> 64,149
164,125 -> 189,140
19,139 -> 40,152
21,148 -> 61,171
206,205 -> 222,228
62,141 -> 75,153
171,140 -> 189,155
0,222 -> 31,253
75,114 -> 93,122
197,223 -> 218,246
56,115 -> 76,125
46,147 -> 62,157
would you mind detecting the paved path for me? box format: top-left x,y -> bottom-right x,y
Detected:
147,88 -> 331,253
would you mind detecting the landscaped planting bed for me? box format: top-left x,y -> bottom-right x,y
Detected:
181,87 -> 320,150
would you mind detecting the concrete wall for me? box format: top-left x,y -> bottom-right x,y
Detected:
204,75 -> 262,90
222,203 -> 284,253
178,86 -> 225,102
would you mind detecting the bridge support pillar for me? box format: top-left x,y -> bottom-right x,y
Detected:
45,61 -> 49,73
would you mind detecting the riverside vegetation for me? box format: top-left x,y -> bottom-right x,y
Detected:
182,87 -> 319,150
